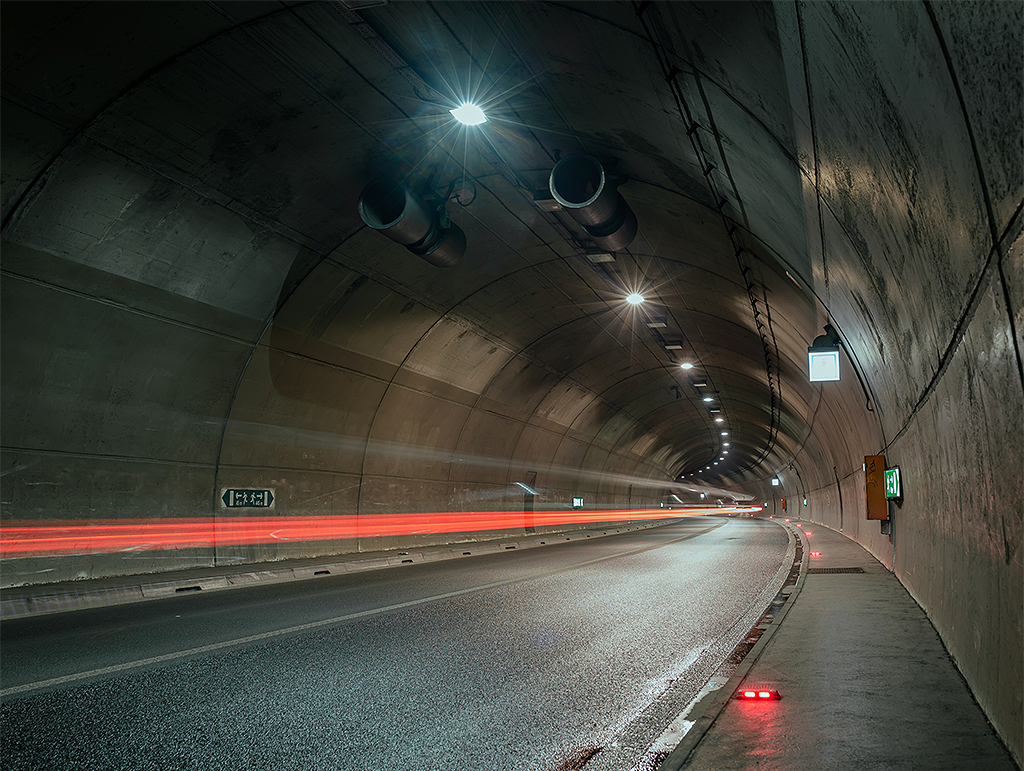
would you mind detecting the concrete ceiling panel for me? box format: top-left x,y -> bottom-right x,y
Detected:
5,140 -> 302,321
801,2 -> 993,369
476,358 -> 564,422
1,269 -> 245,461
449,410 -> 528,487
221,344 -> 387,472
362,386 -> 472,480
926,1 -> 1023,231
402,318 -> 514,394
530,382 -> 598,429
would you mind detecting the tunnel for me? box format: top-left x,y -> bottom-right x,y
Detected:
0,0 -> 1020,765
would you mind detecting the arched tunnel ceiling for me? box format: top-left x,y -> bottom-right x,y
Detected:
4,3 -> 1021,756
1,0 -> 1018,506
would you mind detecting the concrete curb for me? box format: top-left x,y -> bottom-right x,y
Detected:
0,520 -> 677,620
658,522 -> 808,771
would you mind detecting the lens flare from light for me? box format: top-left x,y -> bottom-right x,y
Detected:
450,103 -> 487,125
680,363 -> 694,370
625,293 -> 645,305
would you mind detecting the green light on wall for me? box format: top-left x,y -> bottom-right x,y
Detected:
885,467 -> 902,500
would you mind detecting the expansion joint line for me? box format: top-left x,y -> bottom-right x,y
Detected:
633,1 -> 782,470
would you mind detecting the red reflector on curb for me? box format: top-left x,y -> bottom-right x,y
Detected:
737,689 -> 782,700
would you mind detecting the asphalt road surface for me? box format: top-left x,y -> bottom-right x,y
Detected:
1,516 -> 791,771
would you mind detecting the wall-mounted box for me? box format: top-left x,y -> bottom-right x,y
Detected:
864,454 -> 888,520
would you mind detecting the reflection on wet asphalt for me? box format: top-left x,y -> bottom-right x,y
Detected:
1,517 -> 789,771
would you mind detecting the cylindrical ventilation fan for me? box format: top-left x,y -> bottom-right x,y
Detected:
549,154 -> 637,251
357,178 -> 465,267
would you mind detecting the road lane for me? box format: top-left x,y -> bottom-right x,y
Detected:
1,517 -> 790,771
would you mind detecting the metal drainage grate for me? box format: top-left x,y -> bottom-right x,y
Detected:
807,567 -> 866,574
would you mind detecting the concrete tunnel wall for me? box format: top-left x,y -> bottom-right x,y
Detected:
0,1 -> 1020,761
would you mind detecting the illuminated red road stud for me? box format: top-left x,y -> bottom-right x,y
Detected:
736,688 -> 782,700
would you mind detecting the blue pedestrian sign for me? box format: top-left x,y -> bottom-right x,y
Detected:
221,489 -> 275,508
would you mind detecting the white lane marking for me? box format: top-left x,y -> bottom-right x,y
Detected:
2,522 -> 724,698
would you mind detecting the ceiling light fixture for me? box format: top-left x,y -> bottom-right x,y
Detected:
625,292 -> 645,305
715,417 -> 724,423
680,362 -> 694,370
450,103 -> 487,125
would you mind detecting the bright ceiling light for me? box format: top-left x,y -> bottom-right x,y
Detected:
715,417 -> 724,423
703,396 -> 713,402
450,103 -> 487,125
625,293 -> 645,305
723,442 -> 730,446
721,431 -> 728,436
680,362 -> 694,370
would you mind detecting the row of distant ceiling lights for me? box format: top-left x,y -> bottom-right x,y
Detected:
627,294 -> 725,423
681,429 -> 730,476
629,287 -> 730,477
457,105 -> 733,476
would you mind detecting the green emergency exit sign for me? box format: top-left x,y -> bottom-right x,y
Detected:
884,467 -> 902,500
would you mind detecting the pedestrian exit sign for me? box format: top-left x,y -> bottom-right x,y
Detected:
884,467 -> 902,500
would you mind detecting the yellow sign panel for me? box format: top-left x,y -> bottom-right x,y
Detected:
864,455 -> 888,520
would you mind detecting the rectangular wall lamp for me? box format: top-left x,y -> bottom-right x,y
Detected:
808,325 -> 841,381
808,347 -> 840,381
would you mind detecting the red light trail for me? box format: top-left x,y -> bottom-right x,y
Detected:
0,507 -> 762,557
